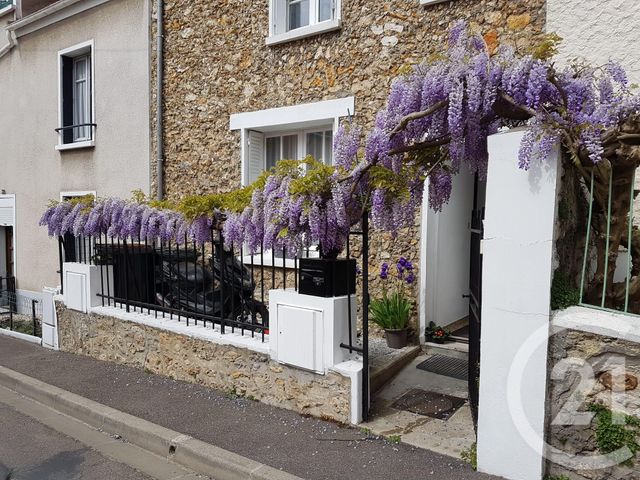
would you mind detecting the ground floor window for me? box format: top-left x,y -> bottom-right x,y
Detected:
230,97 -> 354,186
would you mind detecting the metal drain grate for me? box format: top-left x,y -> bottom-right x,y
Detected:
416,354 -> 468,380
391,389 -> 466,420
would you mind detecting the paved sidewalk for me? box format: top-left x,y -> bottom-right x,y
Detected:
0,336 -> 501,480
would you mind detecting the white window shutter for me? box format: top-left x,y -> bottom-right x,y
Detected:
0,207 -> 13,226
247,130 -> 265,185
273,0 -> 287,35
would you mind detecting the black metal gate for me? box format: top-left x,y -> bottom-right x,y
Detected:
468,177 -> 485,428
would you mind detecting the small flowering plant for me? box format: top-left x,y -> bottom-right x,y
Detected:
425,321 -> 452,344
369,257 -> 415,331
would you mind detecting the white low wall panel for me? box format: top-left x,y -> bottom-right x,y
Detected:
63,263 -> 113,313
275,304 -> 323,373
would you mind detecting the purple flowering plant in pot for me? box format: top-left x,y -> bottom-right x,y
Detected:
370,258 -> 415,349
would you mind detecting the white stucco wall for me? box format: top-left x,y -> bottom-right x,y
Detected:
547,0 -> 640,84
0,0 -> 150,292
421,169 -> 474,334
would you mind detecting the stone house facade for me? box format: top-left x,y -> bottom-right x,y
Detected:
153,0 -> 547,335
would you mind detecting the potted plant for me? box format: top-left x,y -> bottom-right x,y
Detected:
370,258 -> 415,349
425,321 -> 451,344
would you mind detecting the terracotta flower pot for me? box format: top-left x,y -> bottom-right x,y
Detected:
385,328 -> 408,349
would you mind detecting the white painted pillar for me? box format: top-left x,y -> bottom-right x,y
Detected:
41,287 -> 59,350
477,128 -> 559,480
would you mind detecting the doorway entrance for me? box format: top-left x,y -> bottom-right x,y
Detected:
1,226 -> 14,278
359,172 -> 485,458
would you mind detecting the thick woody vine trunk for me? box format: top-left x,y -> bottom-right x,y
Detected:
578,123 -> 640,310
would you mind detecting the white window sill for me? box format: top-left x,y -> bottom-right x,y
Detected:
55,140 -> 95,151
266,19 -> 341,46
420,0 -> 449,5
240,249 -> 320,269
0,5 -> 14,18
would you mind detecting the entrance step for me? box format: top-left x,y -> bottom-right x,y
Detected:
423,341 -> 469,358
370,343 -> 421,394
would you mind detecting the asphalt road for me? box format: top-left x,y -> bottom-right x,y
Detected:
0,402 -> 154,480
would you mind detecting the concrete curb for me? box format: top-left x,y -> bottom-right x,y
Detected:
0,365 -> 304,480
0,328 -> 42,345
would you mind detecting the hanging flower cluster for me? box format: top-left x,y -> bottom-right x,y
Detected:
334,20 -> 640,230
222,158 -> 362,257
39,194 -> 216,245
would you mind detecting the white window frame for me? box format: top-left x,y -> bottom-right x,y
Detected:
419,0 -> 449,5
267,0 -> 341,46
56,40 -> 95,151
230,97 -> 354,186
0,0 -> 15,18
230,97 -> 355,267
265,126 -> 334,169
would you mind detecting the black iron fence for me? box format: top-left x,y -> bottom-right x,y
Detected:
0,276 -> 42,338
58,230 -> 322,343
58,219 -> 371,418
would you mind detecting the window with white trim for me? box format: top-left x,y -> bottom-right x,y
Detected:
268,0 -> 341,46
57,41 -> 95,149
230,98 -> 354,265
230,97 -> 354,186
0,0 -> 15,16
246,127 -> 333,185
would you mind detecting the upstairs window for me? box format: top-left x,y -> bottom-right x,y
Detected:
0,0 -> 14,16
57,41 -> 95,150
268,0 -> 341,46
287,0 -> 332,30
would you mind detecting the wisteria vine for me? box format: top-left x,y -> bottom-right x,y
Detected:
40,21 -> 640,260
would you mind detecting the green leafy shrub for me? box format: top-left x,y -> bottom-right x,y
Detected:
589,403 -> 640,466
461,443 -> 477,470
551,272 -> 580,310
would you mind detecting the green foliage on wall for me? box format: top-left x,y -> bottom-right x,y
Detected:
461,443 -> 477,470
589,403 -> 640,466
550,272 -> 580,310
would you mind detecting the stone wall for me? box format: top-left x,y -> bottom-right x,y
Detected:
154,0 -> 547,338
546,327 -> 640,479
56,303 -> 352,423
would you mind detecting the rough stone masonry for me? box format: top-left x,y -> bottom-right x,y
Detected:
56,303 -> 352,424
546,328 -> 640,479
150,0 -> 547,336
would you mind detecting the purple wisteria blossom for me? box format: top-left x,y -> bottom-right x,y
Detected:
40,20 -> 640,262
